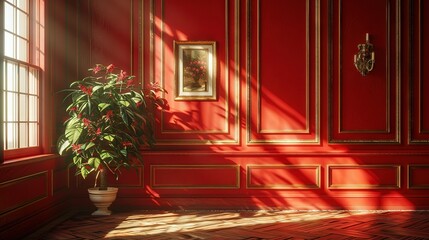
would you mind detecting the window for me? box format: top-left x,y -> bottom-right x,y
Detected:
2,0 -> 44,160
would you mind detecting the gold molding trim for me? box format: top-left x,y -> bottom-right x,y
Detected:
151,164 -> 240,189
329,0 -> 401,144
76,166 -> 144,188
150,0 -> 154,83
247,0 -> 320,144
409,0 -> 429,144
0,171 -> 48,215
139,0 -> 143,85
153,0 -> 240,145
407,164 -> 429,189
246,164 -> 321,189
327,165 -> 401,189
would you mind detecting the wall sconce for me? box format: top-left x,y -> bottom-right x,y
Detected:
353,33 -> 375,76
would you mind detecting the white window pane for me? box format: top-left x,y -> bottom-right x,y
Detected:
19,65 -> 28,92
6,62 -> 18,91
17,0 -> 28,12
29,95 -> 38,121
2,92 -> 5,122
17,10 -> 28,39
29,68 -> 38,94
19,123 -> 28,148
6,92 -> 18,121
29,123 -> 38,147
5,3 -> 15,32
17,37 -> 28,62
4,32 -> 16,59
19,94 -> 28,121
6,123 -> 18,149
6,0 -> 17,4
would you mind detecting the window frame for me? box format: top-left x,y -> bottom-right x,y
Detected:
1,0 -> 46,162
1,0 -> 4,163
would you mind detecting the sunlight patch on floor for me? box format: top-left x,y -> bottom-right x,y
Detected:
103,210 -> 384,238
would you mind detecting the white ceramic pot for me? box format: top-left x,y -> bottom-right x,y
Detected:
88,187 -> 118,216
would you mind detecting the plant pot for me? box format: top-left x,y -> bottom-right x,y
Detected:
88,187 -> 118,216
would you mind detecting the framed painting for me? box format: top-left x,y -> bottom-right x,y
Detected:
174,41 -> 216,100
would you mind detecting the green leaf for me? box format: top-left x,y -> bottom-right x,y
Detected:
93,158 -> 101,169
73,156 -> 83,167
81,167 -> 89,179
103,135 -> 115,142
87,96 -> 92,115
98,103 -> 111,112
57,136 -> 71,155
100,151 -> 114,160
88,157 -> 100,169
85,142 -> 95,150
74,93 -> 87,103
78,102 -> 88,113
120,148 -> 127,157
92,85 -> 103,93
65,118 -> 83,143
120,108 -> 129,125
119,100 -> 130,107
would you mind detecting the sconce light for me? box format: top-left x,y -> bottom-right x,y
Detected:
353,33 -> 375,76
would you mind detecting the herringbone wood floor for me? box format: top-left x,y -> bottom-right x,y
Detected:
36,210 -> 429,239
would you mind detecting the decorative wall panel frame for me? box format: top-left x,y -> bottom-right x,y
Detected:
0,171 -> 48,215
76,166 -> 144,188
152,0 -> 240,145
247,0 -> 320,144
151,165 -> 240,189
89,0 -> 135,74
327,165 -> 401,189
246,165 -> 321,189
328,0 -> 401,144
409,0 -> 429,144
407,164 -> 429,189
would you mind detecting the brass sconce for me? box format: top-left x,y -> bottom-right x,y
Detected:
353,33 -> 375,76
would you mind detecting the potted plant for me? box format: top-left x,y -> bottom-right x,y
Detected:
57,64 -> 168,215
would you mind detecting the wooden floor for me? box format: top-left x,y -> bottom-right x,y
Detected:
35,210 -> 429,239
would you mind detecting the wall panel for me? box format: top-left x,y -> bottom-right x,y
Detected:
410,0 -> 429,143
0,172 -> 48,215
330,0 -> 400,143
328,165 -> 401,189
248,0 -> 319,144
151,165 -> 239,189
408,164 -> 429,189
247,165 -> 320,189
152,0 -> 240,145
88,0 -> 134,71
76,167 -> 144,189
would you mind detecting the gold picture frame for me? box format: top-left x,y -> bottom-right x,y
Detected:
174,41 -> 216,100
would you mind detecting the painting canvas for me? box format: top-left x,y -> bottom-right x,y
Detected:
175,41 -> 216,100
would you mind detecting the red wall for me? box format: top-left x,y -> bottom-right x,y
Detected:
3,3 -> 429,237
69,0 -> 429,210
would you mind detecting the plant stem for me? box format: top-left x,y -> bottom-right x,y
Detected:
99,167 -> 108,190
